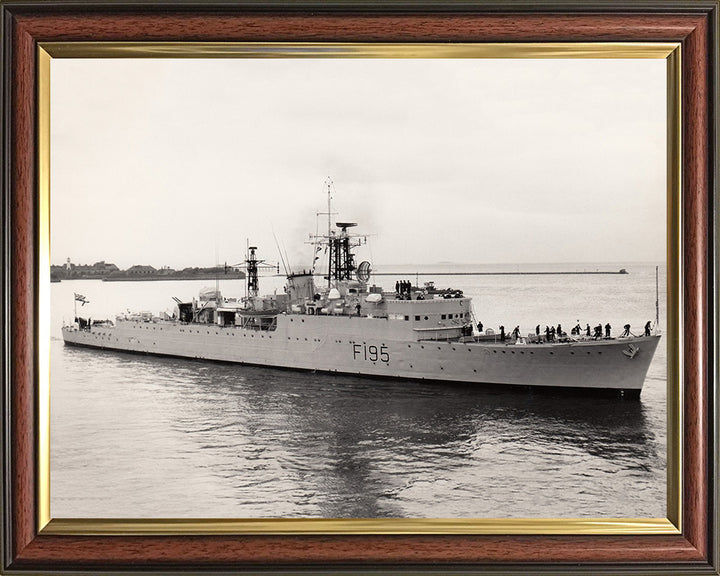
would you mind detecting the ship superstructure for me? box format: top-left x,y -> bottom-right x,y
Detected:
62,187 -> 661,398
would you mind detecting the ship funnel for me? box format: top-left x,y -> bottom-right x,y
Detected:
287,272 -> 315,303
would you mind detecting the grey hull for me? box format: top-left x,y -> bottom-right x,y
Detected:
62,315 -> 660,393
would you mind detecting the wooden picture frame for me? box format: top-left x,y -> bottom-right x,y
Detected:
1,1 -> 717,573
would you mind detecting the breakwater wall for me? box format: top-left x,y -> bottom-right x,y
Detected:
370,270 -> 628,276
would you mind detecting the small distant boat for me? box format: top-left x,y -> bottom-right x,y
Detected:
62,182 -> 660,398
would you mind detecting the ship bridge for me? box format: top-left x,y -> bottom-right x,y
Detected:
377,296 -> 473,341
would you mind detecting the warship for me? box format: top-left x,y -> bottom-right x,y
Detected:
62,191 -> 661,398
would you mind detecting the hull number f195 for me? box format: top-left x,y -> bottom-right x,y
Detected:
352,343 -> 390,363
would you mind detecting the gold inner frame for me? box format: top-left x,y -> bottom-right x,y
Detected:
36,41 -> 682,536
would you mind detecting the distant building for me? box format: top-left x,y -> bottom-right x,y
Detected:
92,261 -> 119,274
125,265 -> 157,275
51,259 -> 120,279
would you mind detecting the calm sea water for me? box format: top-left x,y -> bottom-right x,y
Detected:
50,263 -> 667,518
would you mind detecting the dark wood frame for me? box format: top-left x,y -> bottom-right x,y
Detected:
1,1 -> 717,574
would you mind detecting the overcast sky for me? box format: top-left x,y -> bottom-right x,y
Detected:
50,57 -> 666,271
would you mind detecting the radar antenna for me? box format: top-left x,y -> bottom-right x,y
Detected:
356,261 -> 371,283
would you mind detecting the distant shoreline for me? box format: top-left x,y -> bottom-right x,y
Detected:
50,262 -> 246,283
52,274 -> 247,283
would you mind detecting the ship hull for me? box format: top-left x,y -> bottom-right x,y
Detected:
61,316 -> 660,394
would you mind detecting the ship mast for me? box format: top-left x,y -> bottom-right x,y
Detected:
315,178 -> 337,288
228,242 -> 277,303
655,265 -> 659,330
307,180 -> 368,289
327,179 -> 332,248
247,245 -> 259,298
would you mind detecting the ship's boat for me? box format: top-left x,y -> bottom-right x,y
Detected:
62,190 -> 661,398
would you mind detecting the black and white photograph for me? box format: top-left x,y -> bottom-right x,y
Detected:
49,54 -> 667,520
